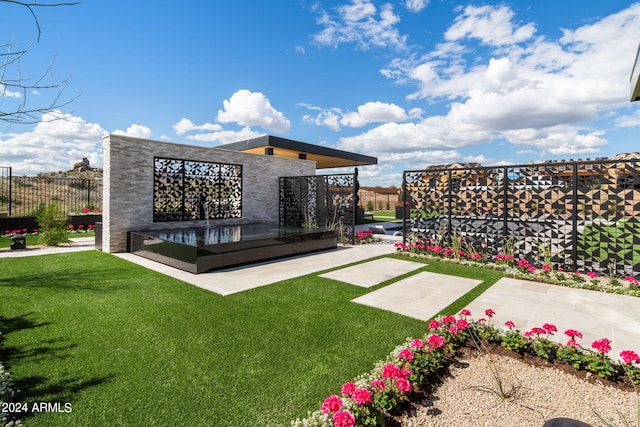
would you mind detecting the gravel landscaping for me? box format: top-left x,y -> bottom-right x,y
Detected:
395,348 -> 638,427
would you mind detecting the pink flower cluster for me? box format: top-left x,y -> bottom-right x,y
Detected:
495,253 -> 514,262
355,230 -> 373,241
394,242 -> 484,260
592,338 -> 612,355
81,207 -> 102,213
625,275 -> 639,285
523,323 -> 557,338
516,259 -> 537,273
3,228 -> 30,236
318,330 -> 452,425
620,350 -> 640,365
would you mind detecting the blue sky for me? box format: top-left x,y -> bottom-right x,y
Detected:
1,1 -> 640,186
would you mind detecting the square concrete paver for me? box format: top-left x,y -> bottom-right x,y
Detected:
319,257 -> 425,288
352,272 -> 482,321
465,277 -> 640,360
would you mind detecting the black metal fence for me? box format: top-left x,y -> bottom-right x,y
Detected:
279,172 -> 358,243
0,166 -> 103,216
402,158 -> 640,276
0,167 -> 10,214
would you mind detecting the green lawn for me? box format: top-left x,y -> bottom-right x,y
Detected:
361,210 -> 400,223
0,251 -> 501,426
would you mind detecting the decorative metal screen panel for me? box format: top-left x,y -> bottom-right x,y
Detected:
403,158 -> 640,276
279,173 -> 356,241
153,157 -> 242,222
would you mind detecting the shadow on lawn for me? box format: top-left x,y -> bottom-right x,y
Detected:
0,266 -> 133,291
1,313 -> 115,422
13,374 -> 116,423
0,312 -> 51,336
0,313 -> 74,365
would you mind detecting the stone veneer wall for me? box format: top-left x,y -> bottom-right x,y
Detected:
102,134 -> 316,253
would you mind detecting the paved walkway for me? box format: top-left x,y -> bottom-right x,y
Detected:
116,243 -> 398,296
2,237 -> 639,357
0,236 -> 95,258
465,277 -> 640,360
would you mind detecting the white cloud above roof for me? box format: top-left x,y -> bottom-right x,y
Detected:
112,124 -> 152,138
217,90 -> 290,134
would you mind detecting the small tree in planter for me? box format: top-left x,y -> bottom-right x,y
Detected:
34,203 -> 70,246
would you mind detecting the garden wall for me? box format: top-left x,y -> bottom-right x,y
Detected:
403,158 -> 640,276
102,135 -> 315,253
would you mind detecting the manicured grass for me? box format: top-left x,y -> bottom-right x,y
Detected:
0,252 -> 501,426
372,210 -> 395,219
361,210 -> 401,223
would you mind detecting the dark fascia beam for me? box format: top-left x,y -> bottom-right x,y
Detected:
221,135 -> 378,165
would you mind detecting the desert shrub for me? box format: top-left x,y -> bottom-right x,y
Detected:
34,203 -> 70,246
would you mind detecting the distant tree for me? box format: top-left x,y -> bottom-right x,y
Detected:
1,0 -> 78,124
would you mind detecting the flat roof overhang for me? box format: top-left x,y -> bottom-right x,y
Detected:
631,43 -> 640,102
220,135 -> 377,169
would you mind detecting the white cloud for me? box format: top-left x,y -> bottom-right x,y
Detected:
338,114 -> 494,154
367,3 -> 640,160
615,111 -> 640,128
357,101 -> 408,122
301,101 -> 410,131
186,126 -> 263,144
405,0 -> 429,13
502,125 -> 608,156
445,5 -> 536,46
313,0 -> 407,50
173,118 -> 222,135
217,89 -> 290,133
0,111 -> 105,175
302,109 -> 343,131
112,124 -> 152,138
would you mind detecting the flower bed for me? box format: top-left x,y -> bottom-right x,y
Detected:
291,309 -> 640,426
67,213 -> 102,228
393,242 -> 640,298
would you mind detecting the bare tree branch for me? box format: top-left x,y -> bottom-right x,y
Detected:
0,1 -> 79,124
1,0 -> 81,41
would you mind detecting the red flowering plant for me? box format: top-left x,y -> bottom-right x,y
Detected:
395,236 -> 640,297
80,206 -> 102,214
473,308 -> 503,342
524,323 -> 559,360
583,337 -> 617,379
620,350 -> 640,384
556,329 -> 586,369
500,319 -> 529,353
354,230 -> 375,244
292,308 -> 640,427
